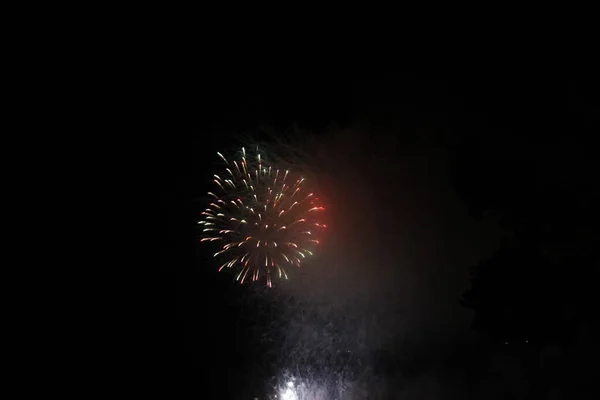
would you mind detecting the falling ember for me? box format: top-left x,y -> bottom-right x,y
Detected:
200,237 -> 221,242
217,152 -> 228,164
199,147 -> 326,287
214,180 -> 225,190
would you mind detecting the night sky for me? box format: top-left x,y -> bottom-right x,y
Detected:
170,77 -> 598,399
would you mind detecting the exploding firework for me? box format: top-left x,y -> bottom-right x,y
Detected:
199,147 -> 326,287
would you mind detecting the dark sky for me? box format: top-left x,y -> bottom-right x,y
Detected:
169,77 -> 597,398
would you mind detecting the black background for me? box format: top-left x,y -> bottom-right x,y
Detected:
169,75 -> 597,398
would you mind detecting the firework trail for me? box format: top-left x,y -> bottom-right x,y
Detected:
199,147 -> 326,287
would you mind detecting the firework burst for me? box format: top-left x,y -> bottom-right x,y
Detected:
199,147 -> 326,287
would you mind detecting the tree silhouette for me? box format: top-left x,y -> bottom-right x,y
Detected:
452,125 -> 599,397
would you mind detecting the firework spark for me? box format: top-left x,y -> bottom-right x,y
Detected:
200,147 -> 326,287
